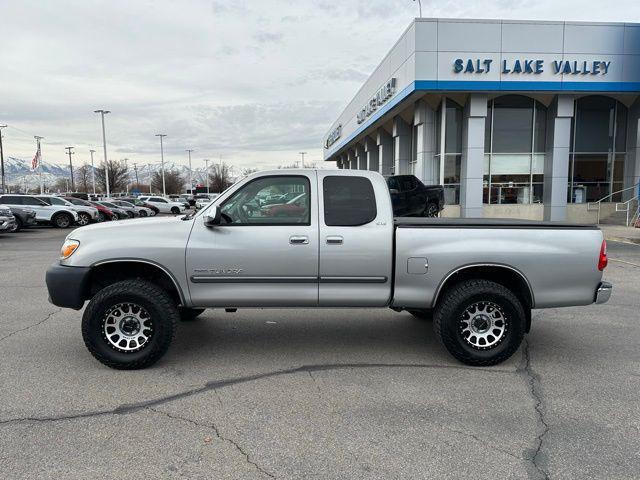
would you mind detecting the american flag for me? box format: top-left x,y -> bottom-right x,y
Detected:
31,146 -> 41,171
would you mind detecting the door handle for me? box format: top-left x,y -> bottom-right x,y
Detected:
326,235 -> 343,245
289,236 -> 309,245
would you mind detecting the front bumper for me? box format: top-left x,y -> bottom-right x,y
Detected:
595,281 -> 613,304
45,263 -> 91,310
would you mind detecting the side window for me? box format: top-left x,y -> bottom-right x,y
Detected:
400,176 -> 415,192
220,175 -> 310,225
49,197 -> 66,206
386,177 -> 400,192
323,176 -> 377,226
0,196 -> 22,205
23,197 -> 46,206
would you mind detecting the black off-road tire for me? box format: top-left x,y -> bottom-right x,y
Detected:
82,279 -> 178,370
52,212 -> 73,228
423,202 -> 439,217
407,309 -> 433,321
433,279 -> 525,366
179,307 -> 206,322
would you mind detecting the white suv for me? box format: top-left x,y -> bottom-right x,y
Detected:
0,194 -> 78,228
138,196 -> 187,214
37,195 -> 98,226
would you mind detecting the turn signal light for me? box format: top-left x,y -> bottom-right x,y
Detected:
598,240 -> 608,271
60,240 -> 80,259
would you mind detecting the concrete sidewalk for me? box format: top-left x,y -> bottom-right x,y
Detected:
600,224 -> 640,245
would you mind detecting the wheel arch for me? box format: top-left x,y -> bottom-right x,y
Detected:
87,259 -> 186,306
433,263 -> 535,330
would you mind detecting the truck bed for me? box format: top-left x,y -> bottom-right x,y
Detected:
394,217 -> 599,230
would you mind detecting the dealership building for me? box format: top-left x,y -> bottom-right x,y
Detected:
323,18 -> 640,221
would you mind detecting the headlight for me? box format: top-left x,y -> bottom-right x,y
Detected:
60,239 -> 80,259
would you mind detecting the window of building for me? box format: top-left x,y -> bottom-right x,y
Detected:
568,96 -> 627,203
483,95 -> 547,204
323,176 -> 376,226
434,98 -> 463,204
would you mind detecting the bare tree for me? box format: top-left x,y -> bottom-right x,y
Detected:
96,160 -> 129,193
52,177 -> 69,193
151,170 -> 184,194
208,162 -> 233,193
74,164 -> 91,193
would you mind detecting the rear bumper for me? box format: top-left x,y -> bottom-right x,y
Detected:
45,263 -> 91,310
595,281 -> 613,304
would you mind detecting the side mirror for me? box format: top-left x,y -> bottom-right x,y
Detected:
203,205 -> 222,227
389,188 -> 399,195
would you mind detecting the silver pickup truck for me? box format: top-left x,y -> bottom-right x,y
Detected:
46,169 -> 612,370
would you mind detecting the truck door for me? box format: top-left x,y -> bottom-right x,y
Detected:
186,172 -> 319,307
317,171 -> 393,307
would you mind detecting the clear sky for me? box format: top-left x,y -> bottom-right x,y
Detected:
1,0 -> 639,170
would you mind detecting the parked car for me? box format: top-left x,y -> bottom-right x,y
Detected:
7,206 -> 37,232
0,194 -> 78,228
261,192 -> 308,217
121,198 -> 158,216
46,169 -> 611,370
64,197 -> 115,222
386,175 -> 444,217
138,196 -> 187,214
169,195 -> 190,209
110,200 -> 153,217
36,195 -> 99,226
180,194 -> 195,207
94,201 -> 129,220
0,206 -> 17,233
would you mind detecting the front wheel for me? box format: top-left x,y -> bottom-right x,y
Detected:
139,210 -> 147,217
97,211 -> 106,222
82,279 -> 178,369
170,207 -> 180,214
433,279 -> 525,366
9,217 -> 22,232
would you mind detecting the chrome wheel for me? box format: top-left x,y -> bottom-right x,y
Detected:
77,212 -> 90,226
459,301 -> 507,350
102,302 -> 153,352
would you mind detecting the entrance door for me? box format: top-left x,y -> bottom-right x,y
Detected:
186,173 -> 319,307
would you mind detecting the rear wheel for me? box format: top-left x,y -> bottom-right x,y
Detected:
139,210 -> 147,217
433,279 -> 525,366
423,202 -> 439,217
9,217 -> 22,232
52,212 -> 73,228
126,211 -> 135,219
77,212 -> 91,226
97,211 -> 107,222
82,279 -> 178,369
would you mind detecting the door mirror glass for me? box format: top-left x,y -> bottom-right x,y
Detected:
203,205 -> 221,227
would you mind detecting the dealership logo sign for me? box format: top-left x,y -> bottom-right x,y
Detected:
453,58 -> 611,75
325,124 -> 342,149
357,78 -> 397,124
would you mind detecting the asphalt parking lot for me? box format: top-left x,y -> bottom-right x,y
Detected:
0,226 -> 638,479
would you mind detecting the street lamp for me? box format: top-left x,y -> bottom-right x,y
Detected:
94,109 -> 110,196
413,0 -> 422,17
0,124 -> 7,194
186,149 -> 194,194
299,151 -> 307,168
156,134 -> 167,196
204,159 -> 210,194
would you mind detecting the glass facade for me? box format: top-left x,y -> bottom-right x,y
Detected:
568,96 -> 627,203
434,99 -> 463,204
483,95 -> 547,204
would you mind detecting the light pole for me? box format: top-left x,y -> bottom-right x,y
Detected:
147,164 -> 152,193
413,0 -> 422,17
186,149 -> 194,194
65,146 -> 75,191
133,163 -> 139,187
89,149 -> 96,195
156,134 -> 167,196
0,124 -> 7,194
34,136 -> 44,194
204,159 -> 210,194
94,110 -> 110,196
299,151 -> 307,168
123,158 -> 129,194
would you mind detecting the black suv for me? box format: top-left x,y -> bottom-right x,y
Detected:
386,175 -> 444,217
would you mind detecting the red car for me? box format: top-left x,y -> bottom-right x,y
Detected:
64,197 -> 116,222
262,193 -> 308,218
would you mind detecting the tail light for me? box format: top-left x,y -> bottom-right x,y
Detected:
598,240 -> 608,271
